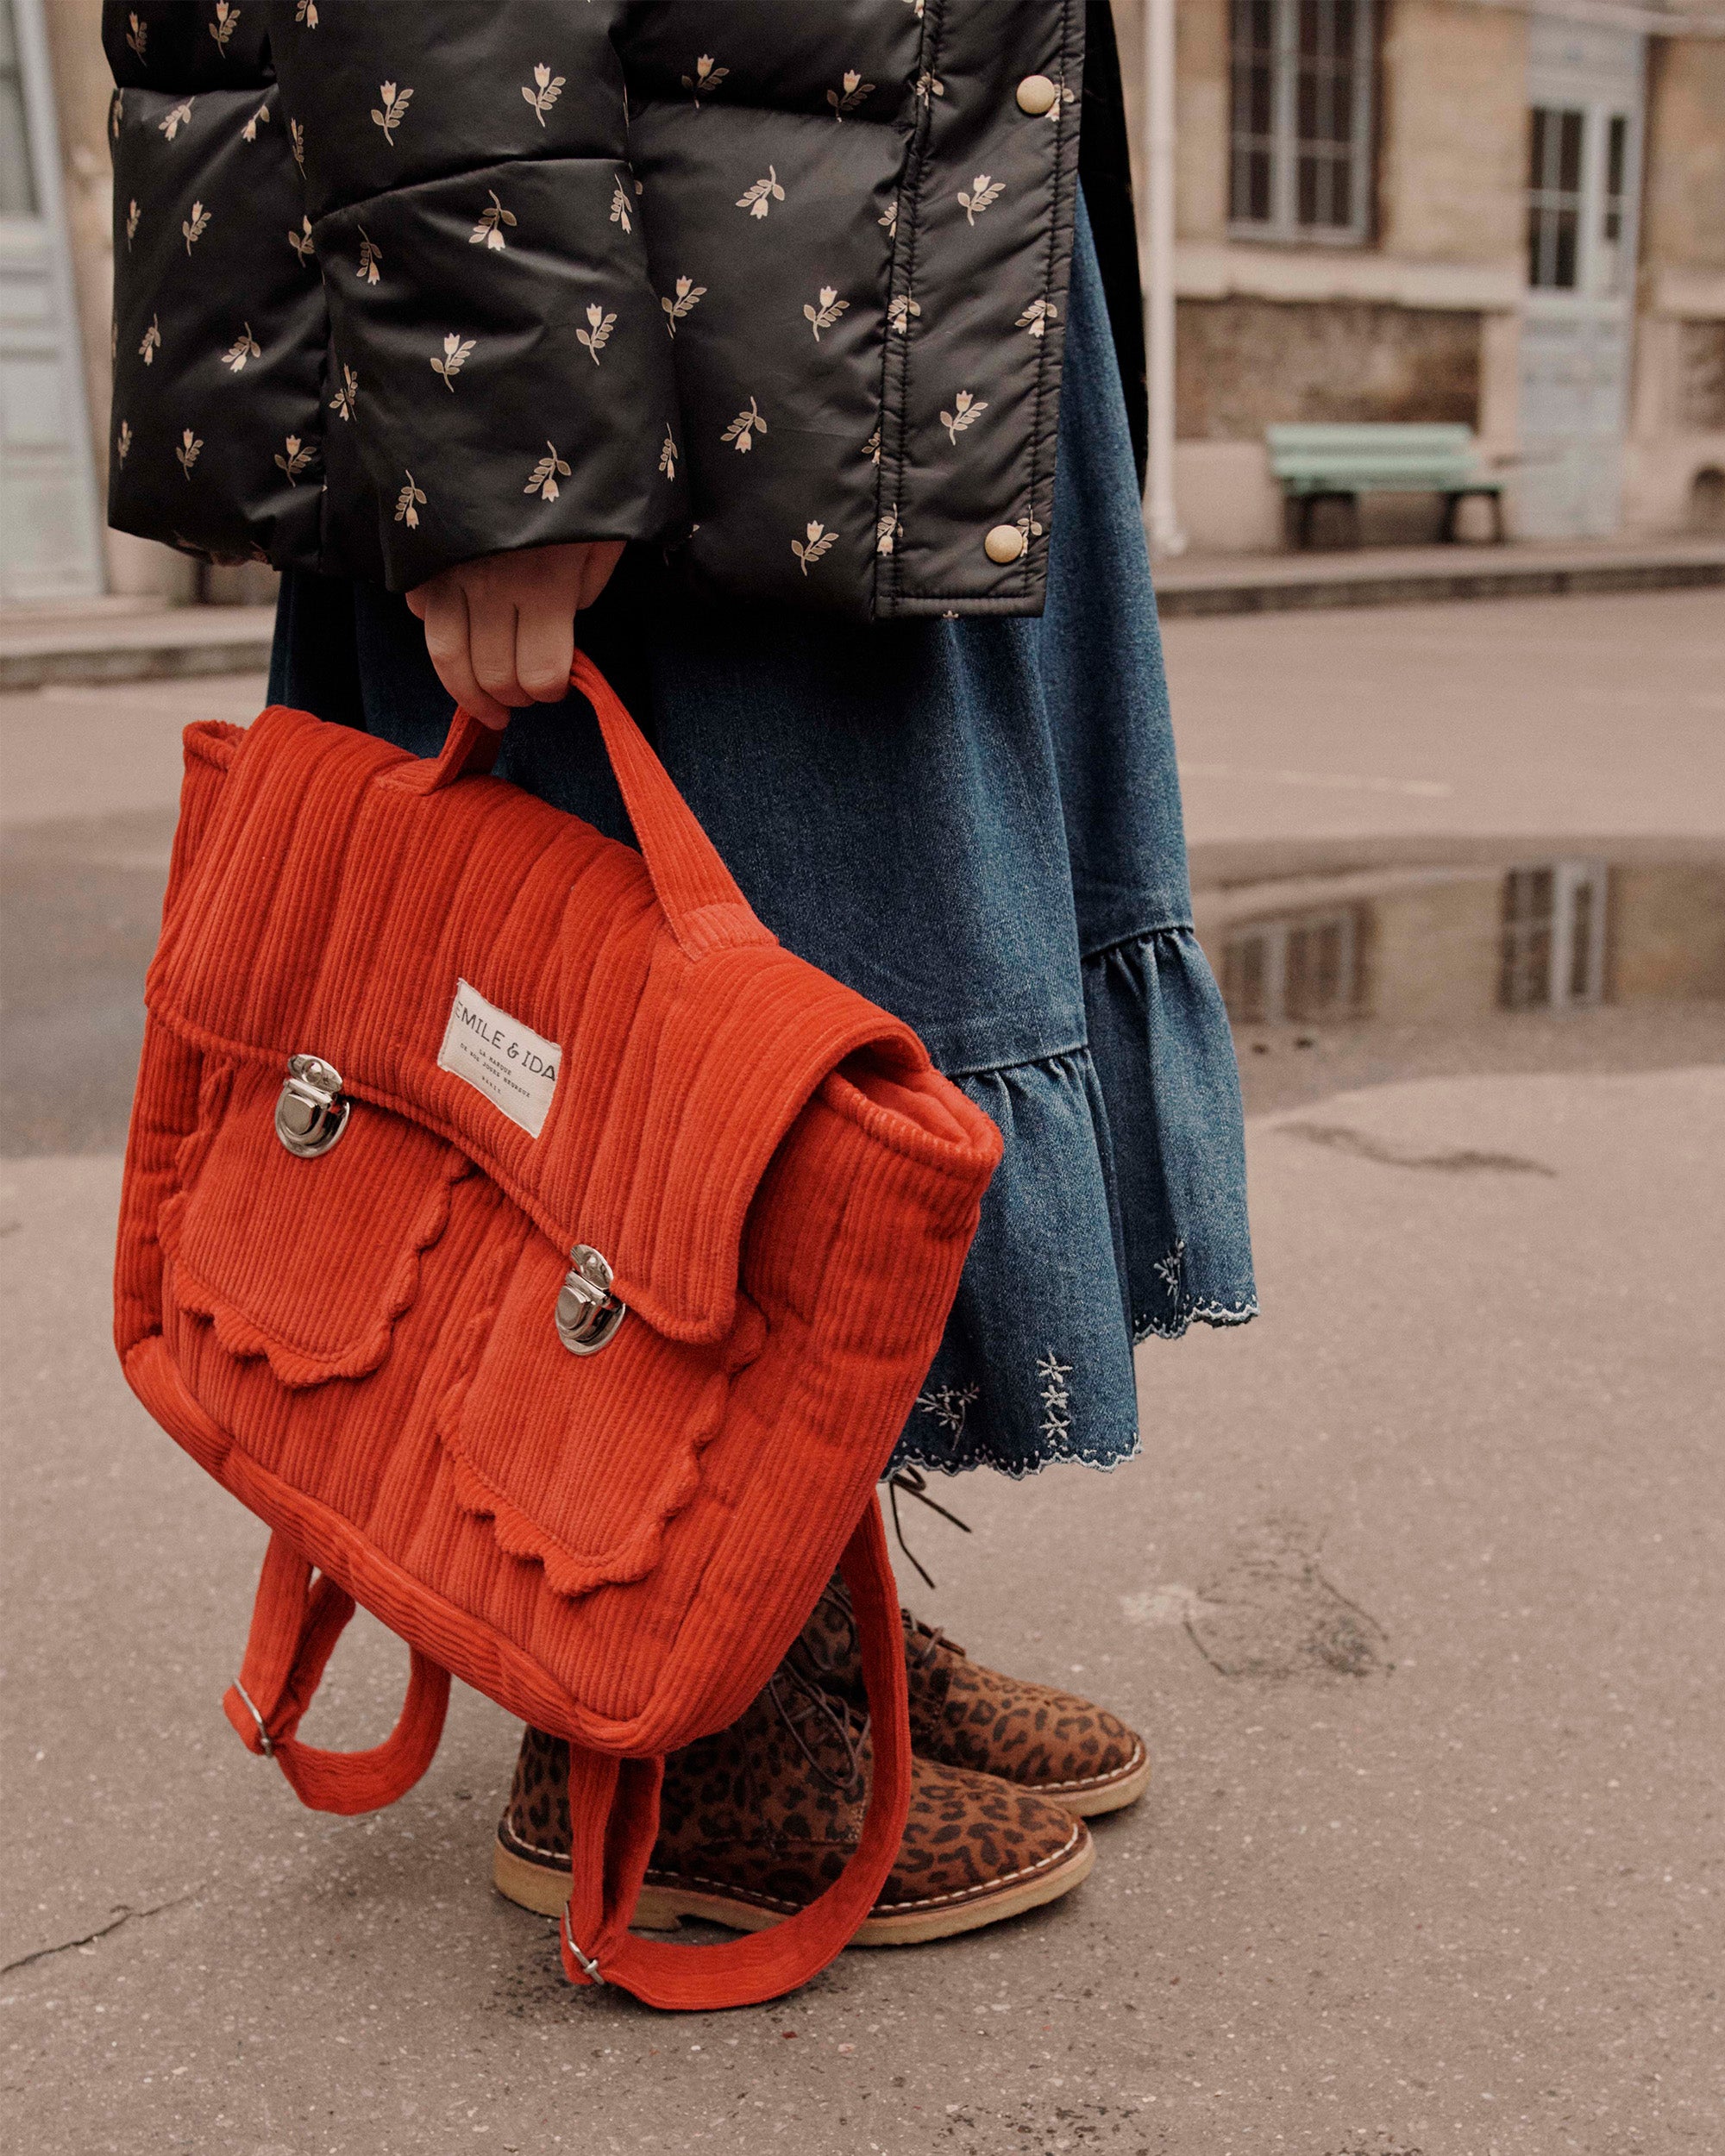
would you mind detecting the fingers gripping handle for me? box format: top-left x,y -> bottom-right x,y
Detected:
559,1500 -> 913,2009
421,654 -> 770,958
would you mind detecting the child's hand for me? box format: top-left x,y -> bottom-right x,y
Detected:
405,541 -> 625,730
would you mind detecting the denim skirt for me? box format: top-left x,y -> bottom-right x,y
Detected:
268,192 -> 1256,1480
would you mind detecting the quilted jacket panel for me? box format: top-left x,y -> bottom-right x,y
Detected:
104,1 -> 1138,620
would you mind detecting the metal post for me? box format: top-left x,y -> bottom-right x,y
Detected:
1143,0 -> 1187,556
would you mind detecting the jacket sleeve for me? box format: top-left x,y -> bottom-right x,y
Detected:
267,0 -> 687,588
104,1 -> 329,574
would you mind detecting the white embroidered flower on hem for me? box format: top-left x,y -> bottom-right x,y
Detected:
915,1382 -> 979,1438
1036,1351 -> 1073,1445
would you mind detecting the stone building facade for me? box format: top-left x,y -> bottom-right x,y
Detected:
9,0 -> 1725,599
1114,0 -> 1725,549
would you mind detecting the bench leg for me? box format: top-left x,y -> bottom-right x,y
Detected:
1444,489 -> 1507,544
1294,492 -> 1358,551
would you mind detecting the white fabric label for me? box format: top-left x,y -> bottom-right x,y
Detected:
436,978 -> 560,1138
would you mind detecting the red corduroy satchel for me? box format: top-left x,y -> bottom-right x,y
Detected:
114,653 -> 1001,2010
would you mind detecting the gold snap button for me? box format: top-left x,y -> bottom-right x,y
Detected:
1016,74 -> 1059,116
985,524 -> 1027,565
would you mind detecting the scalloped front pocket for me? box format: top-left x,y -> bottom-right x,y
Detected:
437,1225 -> 767,1600
161,1061 -> 471,1388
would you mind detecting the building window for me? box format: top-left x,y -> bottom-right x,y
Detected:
1222,909 -> 1362,1026
1527,106 -> 1585,290
1230,0 -> 1375,245
1500,862 -> 1608,1011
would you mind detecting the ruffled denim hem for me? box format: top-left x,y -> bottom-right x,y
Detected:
888,924 -> 1256,1481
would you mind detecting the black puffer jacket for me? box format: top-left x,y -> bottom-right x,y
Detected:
104,2 -> 1143,621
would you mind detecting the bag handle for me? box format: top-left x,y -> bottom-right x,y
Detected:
223,1533 -> 449,1816
557,1498 -> 912,2009
388,655 -> 770,960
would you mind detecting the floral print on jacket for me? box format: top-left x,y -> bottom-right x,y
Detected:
102,0 -> 1108,621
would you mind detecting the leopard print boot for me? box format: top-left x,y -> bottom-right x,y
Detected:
797,1578 -> 1150,1817
494,1648 -> 1094,1946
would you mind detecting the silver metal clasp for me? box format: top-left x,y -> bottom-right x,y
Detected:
555,1244 -> 626,1356
274,1054 -> 350,1158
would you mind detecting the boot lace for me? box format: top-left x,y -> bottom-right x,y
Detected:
767,1653 -> 868,1802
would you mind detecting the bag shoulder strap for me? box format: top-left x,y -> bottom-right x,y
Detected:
558,1501 -> 912,2010
223,1513 -> 906,2005
222,1533 -> 449,1816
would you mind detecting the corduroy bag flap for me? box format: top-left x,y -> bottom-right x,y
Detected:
116,655 -> 1002,2011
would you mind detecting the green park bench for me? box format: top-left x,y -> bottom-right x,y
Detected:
1266,423 -> 1506,548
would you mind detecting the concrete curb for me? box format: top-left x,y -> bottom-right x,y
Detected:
4,542 -> 1722,684
1153,544 -> 1725,618
1,605 -> 274,692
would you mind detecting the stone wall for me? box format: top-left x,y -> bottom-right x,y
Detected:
1176,297 -> 1482,438
1377,0 -> 1527,268
1174,0 -> 1229,243
1641,36 -> 1725,275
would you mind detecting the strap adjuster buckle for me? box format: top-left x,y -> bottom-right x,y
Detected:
232,1680 -> 275,1758
561,1911 -> 605,1985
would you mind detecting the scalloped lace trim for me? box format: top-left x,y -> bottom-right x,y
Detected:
435,1235 -> 761,1600
891,1420 -> 1144,1482
163,1144 -> 472,1390
1133,1294 -> 1260,1344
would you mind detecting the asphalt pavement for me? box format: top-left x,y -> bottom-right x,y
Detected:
2,591 -> 1722,2155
